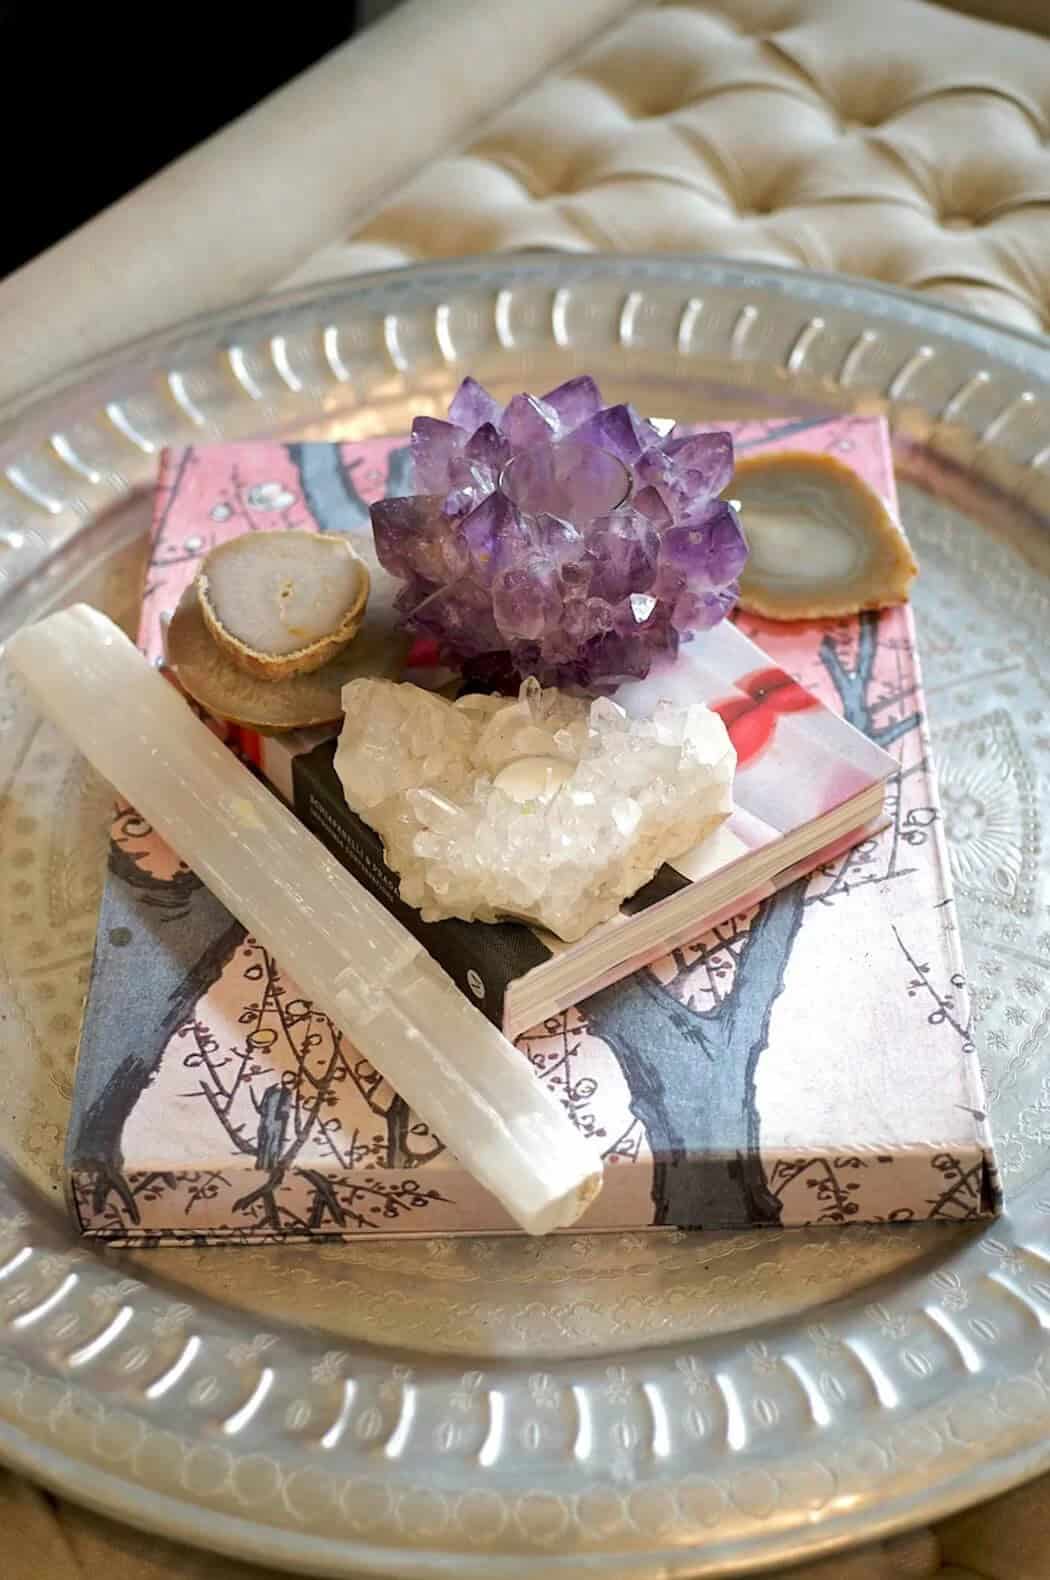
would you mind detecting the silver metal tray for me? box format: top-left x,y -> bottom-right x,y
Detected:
0,255 -> 1048,1577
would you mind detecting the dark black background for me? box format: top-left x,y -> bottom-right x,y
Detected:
0,7 -> 358,279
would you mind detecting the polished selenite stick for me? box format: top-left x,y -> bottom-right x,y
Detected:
6,606 -> 602,1235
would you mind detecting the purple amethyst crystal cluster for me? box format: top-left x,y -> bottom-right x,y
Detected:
370,376 -> 747,691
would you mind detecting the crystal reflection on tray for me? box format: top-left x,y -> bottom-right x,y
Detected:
6,376 -> 994,1246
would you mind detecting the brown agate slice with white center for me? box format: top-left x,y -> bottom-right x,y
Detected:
733,450 -> 918,620
169,534 -> 409,732
197,530 -> 370,679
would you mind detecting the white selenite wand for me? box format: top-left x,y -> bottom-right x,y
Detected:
6,606 -> 602,1235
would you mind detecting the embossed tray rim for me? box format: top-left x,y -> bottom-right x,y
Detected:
0,255 -> 1048,1577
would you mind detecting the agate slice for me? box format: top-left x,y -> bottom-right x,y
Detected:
733,451 -> 917,619
168,581 -> 409,732
170,533 -> 409,734
197,530 -> 370,679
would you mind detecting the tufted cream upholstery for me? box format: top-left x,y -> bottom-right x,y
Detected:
3,0 -> 1050,405
285,0 -> 1050,337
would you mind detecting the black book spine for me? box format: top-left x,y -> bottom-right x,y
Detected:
290,740 -> 553,1031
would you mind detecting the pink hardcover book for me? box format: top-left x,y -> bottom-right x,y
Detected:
67,418 -> 999,1241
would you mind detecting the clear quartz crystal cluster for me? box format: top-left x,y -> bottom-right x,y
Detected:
335,676 -> 735,940
370,377 -> 747,690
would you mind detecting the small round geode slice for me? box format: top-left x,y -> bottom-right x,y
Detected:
197,530 -> 370,680
168,577 -> 409,733
333,676 -> 735,941
734,450 -> 917,619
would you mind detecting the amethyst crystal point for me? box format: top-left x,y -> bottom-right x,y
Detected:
671,584 -> 739,634
613,591 -> 659,635
465,421 -> 510,471
373,382 -> 746,690
541,375 -> 603,430
571,403 -> 659,465
587,511 -> 660,604
461,490 -> 530,584
636,429 -> 734,503
410,417 -> 466,492
502,393 -> 559,452
449,376 -> 503,433
493,557 -> 562,643
658,499 -> 748,593
444,449 -> 504,518
372,495 -> 469,584
632,484 -> 673,531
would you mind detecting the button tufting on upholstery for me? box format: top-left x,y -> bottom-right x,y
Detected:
281,0 -> 1050,335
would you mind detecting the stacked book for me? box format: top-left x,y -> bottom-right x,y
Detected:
67,415 -> 999,1243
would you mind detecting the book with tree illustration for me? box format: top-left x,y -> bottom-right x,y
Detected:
66,417 -> 999,1241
